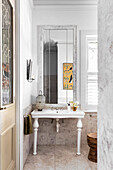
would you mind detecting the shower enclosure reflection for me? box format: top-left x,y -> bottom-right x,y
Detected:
43,41 -> 58,103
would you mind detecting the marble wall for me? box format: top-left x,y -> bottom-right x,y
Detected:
36,112 -> 97,146
98,0 -> 113,169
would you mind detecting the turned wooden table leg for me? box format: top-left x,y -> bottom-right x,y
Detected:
77,118 -> 83,155
33,118 -> 39,155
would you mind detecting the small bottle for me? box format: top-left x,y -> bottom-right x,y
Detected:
67,103 -> 70,111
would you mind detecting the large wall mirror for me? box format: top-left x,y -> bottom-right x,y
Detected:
0,0 -> 14,107
37,26 -> 77,104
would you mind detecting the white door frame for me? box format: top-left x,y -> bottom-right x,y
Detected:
15,0 -> 23,169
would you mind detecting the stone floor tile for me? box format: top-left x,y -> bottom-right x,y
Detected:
24,145 -> 97,170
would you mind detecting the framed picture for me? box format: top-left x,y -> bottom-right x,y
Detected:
63,63 -> 73,90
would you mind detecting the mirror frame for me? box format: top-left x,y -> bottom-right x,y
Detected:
37,25 -> 77,104
0,0 -> 15,108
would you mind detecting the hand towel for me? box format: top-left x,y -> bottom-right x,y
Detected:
24,114 -> 32,135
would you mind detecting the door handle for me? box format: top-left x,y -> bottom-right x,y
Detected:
0,107 -> 6,110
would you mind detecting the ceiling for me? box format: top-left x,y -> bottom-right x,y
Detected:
33,0 -> 97,6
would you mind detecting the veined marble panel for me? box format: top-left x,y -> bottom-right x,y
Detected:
32,103 -> 67,110
98,0 -> 113,169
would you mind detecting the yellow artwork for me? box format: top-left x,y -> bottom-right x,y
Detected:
63,63 -> 73,90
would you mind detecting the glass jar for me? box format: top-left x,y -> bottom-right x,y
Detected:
36,90 -> 45,111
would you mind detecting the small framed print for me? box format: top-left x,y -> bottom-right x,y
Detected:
63,63 -> 73,90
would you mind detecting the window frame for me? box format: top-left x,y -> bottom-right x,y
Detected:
81,30 -> 98,112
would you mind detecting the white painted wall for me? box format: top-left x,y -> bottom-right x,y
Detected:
20,0 -> 33,110
32,5 -> 97,103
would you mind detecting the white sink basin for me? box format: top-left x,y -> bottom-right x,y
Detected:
31,109 -> 85,119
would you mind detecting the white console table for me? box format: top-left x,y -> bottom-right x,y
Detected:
31,109 -> 85,155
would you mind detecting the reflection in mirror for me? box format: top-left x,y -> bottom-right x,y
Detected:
38,26 -> 77,105
43,41 -> 58,104
2,0 -> 13,105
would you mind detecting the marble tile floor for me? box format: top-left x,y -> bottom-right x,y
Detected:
24,145 -> 97,170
